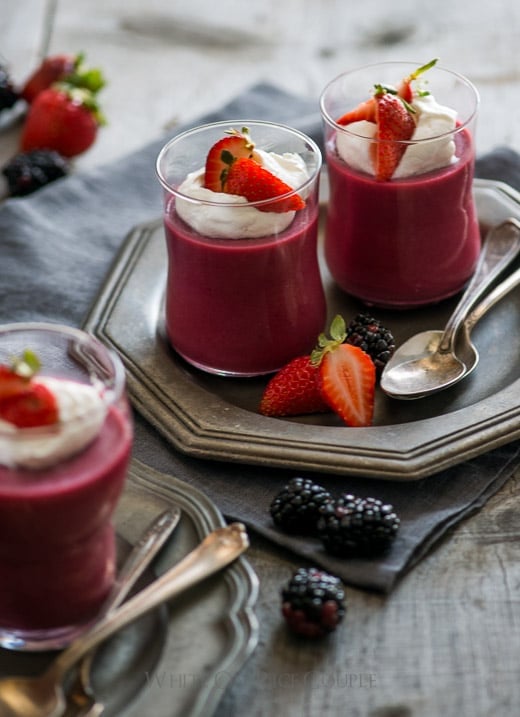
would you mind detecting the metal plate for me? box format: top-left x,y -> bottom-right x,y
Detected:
0,462 -> 259,717
84,179 -> 520,480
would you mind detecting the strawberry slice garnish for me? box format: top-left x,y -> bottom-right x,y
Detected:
0,366 -> 30,402
0,384 -> 58,428
396,58 -> 438,103
204,128 -> 256,192
226,157 -> 305,213
337,97 -> 377,126
259,355 -> 329,417
336,59 -> 441,180
372,86 -> 416,181
204,127 -> 305,212
336,85 -> 416,181
311,316 -> 375,427
0,351 -> 58,428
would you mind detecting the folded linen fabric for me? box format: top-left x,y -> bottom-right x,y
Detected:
1,82 -> 519,591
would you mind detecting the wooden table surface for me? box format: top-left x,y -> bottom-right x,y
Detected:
3,2 -> 520,716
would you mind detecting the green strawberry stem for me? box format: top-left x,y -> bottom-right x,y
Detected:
10,350 -> 41,379
310,315 -> 347,366
65,52 -> 106,94
374,84 -> 416,114
54,83 -> 107,125
409,58 -> 439,81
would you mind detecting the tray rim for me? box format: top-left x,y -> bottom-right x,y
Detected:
83,178 -> 520,480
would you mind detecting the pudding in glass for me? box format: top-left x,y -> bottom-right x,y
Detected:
0,323 -> 132,650
156,120 -> 326,376
320,61 -> 480,308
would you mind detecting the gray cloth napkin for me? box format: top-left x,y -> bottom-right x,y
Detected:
1,83 -> 519,592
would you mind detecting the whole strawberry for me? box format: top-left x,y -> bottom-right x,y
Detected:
21,52 -> 105,104
20,85 -> 105,157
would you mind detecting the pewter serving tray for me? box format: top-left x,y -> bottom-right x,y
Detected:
84,179 -> 520,480
0,462 -> 259,717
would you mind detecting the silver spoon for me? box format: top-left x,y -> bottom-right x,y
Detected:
381,217 -> 520,399
64,507 -> 181,717
0,522 -> 249,717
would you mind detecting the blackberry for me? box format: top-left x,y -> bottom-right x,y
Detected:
2,150 -> 69,197
0,64 -> 19,111
281,567 -> 346,638
317,493 -> 400,558
346,313 -> 395,375
270,477 -> 332,535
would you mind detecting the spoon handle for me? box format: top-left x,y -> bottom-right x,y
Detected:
47,523 -> 249,681
465,263 -> 520,331
438,218 -> 520,353
100,507 -> 181,615
63,508 -> 181,717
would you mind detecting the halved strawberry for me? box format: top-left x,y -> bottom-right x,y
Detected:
0,366 -> 30,401
259,355 -> 329,417
372,87 -> 416,181
226,157 -> 305,213
397,58 -> 438,103
0,383 -> 58,428
0,351 -> 58,428
311,316 -> 375,427
204,128 -> 256,192
337,97 -> 377,126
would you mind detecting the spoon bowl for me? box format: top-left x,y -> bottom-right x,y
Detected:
381,218 -> 520,399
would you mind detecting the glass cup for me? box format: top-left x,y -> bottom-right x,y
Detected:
0,323 -> 132,651
320,61 -> 480,308
156,120 -> 326,376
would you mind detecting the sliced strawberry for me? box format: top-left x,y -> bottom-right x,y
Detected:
20,86 -> 104,158
372,88 -> 416,181
311,315 -> 375,427
337,97 -> 377,126
318,344 -> 375,427
0,383 -> 58,428
259,356 -> 329,417
0,366 -> 30,401
0,352 -> 58,428
204,128 -> 256,192
226,157 -> 305,213
397,58 -> 438,103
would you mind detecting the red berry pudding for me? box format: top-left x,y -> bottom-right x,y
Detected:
0,324 -> 132,651
320,60 -> 481,308
156,121 -> 326,376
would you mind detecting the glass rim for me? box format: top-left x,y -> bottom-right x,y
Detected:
0,321 -> 126,437
155,118 -> 322,208
319,60 -> 480,142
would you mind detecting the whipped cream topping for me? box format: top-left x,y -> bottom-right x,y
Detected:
336,92 -> 458,178
175,149 -> 309,239
0,377 -> 107,470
